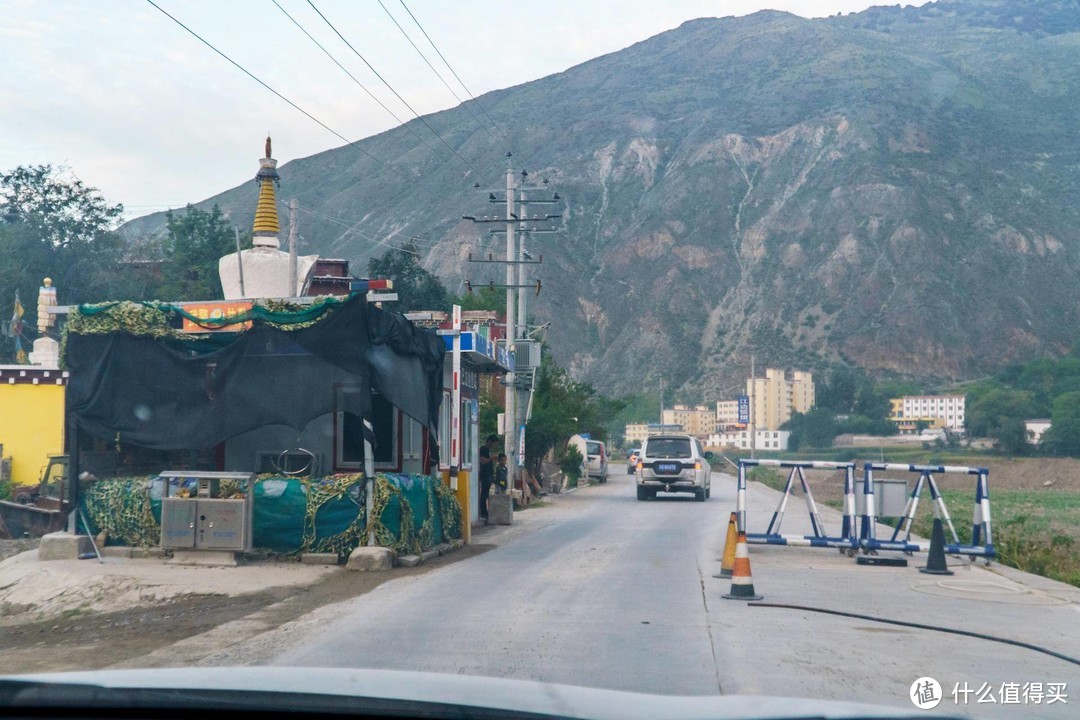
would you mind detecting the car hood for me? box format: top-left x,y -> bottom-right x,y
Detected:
0,667 -> 949,719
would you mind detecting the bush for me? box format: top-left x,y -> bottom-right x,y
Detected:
558,445 -> 584,488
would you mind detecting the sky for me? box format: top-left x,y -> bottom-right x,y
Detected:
0,0 -> 930,220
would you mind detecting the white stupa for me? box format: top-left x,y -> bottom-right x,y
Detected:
218,136 -> 317,299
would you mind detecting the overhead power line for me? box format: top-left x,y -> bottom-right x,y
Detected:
144,0 -> 405,179
271,0 -> 447,163
306,0 -> 482,178
396,0 -> 511,145
375,0 -> 497,149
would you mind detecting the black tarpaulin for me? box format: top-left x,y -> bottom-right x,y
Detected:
65,295 -> 444,464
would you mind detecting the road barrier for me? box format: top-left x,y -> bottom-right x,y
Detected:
859,463 -> 995,561
737,459 -> 858,551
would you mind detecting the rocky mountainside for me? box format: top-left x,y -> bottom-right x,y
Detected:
123,0 -> 1080,398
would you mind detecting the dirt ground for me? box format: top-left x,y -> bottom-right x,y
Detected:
767,456 -> 1080,504
0,542 -> 492,674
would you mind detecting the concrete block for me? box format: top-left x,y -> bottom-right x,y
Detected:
397,554 -> 422,568
488,493 -> 513,525
38,532 -> 91,561
434,543 -> 452,556
167,550 -> 239,567
301,553 -> 340,566
101,546 -> 133,559
346,546 -> 394,571
420,550 -> 438,563
131,547 -> 166,559
450,539 -> 464,551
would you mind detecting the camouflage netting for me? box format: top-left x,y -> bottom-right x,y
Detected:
80,473 -> 462,558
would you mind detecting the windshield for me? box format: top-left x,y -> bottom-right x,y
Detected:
3,2 -> 1079,719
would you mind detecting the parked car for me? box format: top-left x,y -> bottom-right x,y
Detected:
568,435 -> 608,483
626,448 -> 641,474
635,435 -> 711,501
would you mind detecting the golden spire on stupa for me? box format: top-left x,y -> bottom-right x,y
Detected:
252,135 -> 281,244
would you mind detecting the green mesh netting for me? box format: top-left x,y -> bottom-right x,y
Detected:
80,473 -> 461,558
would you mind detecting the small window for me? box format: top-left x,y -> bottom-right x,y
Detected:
337,389 -> 398,471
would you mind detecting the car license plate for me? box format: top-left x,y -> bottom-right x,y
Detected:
657,463 -> 677,473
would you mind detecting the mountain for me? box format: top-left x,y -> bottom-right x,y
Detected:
123,0 -> 1080,399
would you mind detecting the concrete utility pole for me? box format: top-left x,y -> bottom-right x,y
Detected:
288,198 -> 298,297
750,355 -> 756,460
504,159 -> 517,512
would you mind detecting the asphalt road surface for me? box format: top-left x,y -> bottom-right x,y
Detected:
268,467 -> 732,694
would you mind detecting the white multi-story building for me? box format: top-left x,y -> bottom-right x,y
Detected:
705,430 -> 790,452
890,395 -> 966,432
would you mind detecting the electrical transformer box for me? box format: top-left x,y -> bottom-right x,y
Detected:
159,471 -> 255,552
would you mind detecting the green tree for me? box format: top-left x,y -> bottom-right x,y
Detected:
367,244 -> 451,312
155,204 -> 237,300
523,355 -> 610,480
1042,391 -> 1080,456
965,386 -> 1035,454
783,408 -> 839,450
1,165 -> 131,359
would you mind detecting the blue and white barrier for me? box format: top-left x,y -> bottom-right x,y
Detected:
737,459 -> 858,550
860,463 -> 995,559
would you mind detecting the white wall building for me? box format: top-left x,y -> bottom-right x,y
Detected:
705,429 -> 790,452
1025,419 -> 1052,446
893,395 -> 966,431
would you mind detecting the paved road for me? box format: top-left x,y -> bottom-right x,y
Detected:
213,467 -> 1080,717
270,467 -> 732,693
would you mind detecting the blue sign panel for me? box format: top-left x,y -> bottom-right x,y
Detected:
737,395 -> 750,424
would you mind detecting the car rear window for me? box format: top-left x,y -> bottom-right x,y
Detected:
645,438 -> 691,458
586,441 -> 602,455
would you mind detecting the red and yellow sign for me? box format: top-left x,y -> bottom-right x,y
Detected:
180,301 -> 254,332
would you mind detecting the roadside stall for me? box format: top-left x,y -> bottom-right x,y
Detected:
62,293 -> 462,559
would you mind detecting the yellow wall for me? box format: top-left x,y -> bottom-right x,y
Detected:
0,384 -> 65,486
440,468 -> 471,545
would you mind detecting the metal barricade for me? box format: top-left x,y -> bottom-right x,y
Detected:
859,463 -> 994,561
737,459 -> 858,551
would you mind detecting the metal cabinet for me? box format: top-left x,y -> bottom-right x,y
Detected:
159,471 -> 255,552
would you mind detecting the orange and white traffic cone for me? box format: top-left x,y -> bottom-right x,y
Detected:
713,512 -> 738,579
722,531 -> 763,601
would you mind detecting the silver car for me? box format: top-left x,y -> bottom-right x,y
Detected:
635,435 -> 712,501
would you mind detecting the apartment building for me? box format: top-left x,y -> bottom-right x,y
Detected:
705,429 -> 790,452
716,399 -> 742,429
661,404 -> 717,437
889,395 -> 965,433
747,368 -> 815,431
624,422 -> 685,446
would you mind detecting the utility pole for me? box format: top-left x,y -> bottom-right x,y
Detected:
750,355 -> 756,460
288,198 -> 298,297
503,159 -> 517,510
463,158 -> 562,519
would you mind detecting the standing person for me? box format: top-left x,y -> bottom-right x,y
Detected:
478,434 -> 500,524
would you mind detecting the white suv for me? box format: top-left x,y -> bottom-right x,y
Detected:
635,435 -> 712,501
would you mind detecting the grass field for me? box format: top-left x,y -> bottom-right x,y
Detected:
746,465 -> 1080,588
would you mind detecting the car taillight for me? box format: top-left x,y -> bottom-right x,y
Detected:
636,461 -> 643,470
695,461 -> 702,470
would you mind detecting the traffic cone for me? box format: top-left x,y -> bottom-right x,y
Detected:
713,512 -> 738,579
919,517 -> 954,576
722,531 -> 763,600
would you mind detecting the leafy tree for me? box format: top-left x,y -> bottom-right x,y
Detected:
965,385 -> 1035,454
1042,391 -> 1080,456
155,204 -> 238,300
1,164 -> 122,247
523,355 -> 610,481
0,165 -> 132,359
367,244 -> 451,312
783,408 -> 839,450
